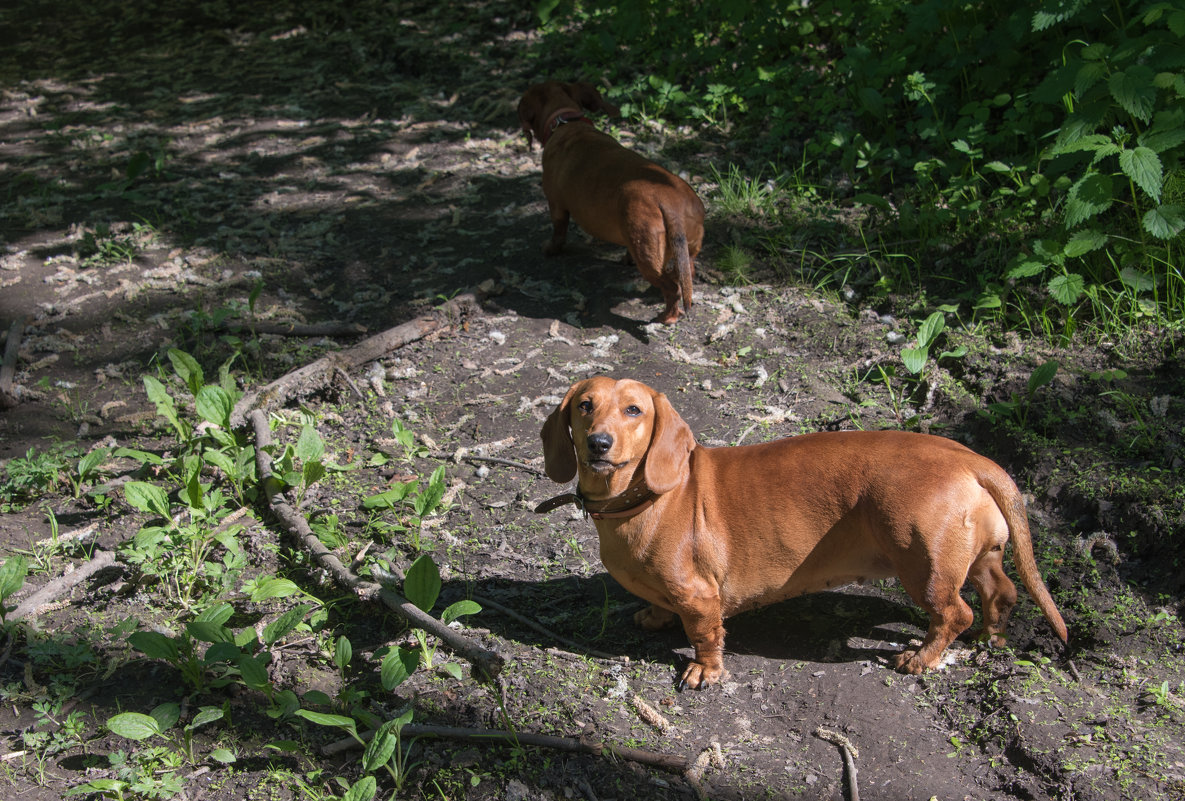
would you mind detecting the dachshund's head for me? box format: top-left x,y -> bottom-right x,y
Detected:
541,376 -> 694,499
516,80 -> 621,149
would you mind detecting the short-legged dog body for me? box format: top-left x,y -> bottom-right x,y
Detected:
517,81 -> 705,324
539,377 -> 1068,689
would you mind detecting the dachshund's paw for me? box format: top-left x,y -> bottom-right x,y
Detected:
892,649 -> 933,675
634,605 -> 676,631
543,241 -> 564,257
678,661 -> 728,691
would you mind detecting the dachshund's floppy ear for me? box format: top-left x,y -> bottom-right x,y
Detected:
540,383 -> 580,483
568,81 -> 621,117
516,93 -> 538,149
643,392 -> 695,493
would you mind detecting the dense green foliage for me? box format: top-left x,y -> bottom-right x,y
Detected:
542,0 -> 1185,334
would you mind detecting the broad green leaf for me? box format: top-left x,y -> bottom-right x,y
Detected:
295,425 -> 325,463
1063,229 -> 1108,258
1028,362 -> 1059,394
381,646 -> 421,691
363,481 -> 416,509
65,779 -> 127,796
302,461 -> 326,489
202,449 -> 235,476
265,740 -> 304,752
1143,204 -> 1185,239
1064,171 -> 1113,227
249,577 -> 300,602
113,446 -> 166,466
1049,273 -> 1086,305
0,554 -> 28,600
204,642 -> 241,664
235,653 -> 271,690
189,707 -> 225,730
142,375 -> 182,436
342,776 -> 378,801
1139,127 -> 1185,153
196,385 -> 233,429
441,599 -> 482,625
362,724 -> 399,772
1109,66 -> 1157,122
107,712 -> 161,741
209,748 -> 237,764
973,292 -> 1001,310
916,311 -> 945,348
150,702 -> 180,731
195,602 -> 235,626
1118,147 -> 1163,202
335,636 -> 353,671
1006,258 -> 1046,279
262,604 -> 311,646
1170,9 -> 1185,36
127,631 -> 179,662
186,621 -> 234,644
404,554 -> 441,612
295,709 -> 358,732
78,447 -> 109,481
168,348 -> 204,396
902,347 -> 929,375
124,481 -> 171,518
302,690 -> 333,707
414,465 -> 448,517
1119,268 -> 1157,293
440,662 -> 464,680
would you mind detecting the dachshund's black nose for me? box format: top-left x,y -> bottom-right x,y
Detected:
586,432 -> 613,456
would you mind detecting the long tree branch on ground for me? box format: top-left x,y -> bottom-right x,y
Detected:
230,294 -> 478,429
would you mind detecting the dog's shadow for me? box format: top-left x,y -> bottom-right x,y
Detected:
446,573 -> 926,672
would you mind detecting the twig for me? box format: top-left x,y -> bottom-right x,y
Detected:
429,451 -> 545,477
814,727 -> 860,801
214,319 -> 368,338
320,721 -> 687,772
248,409 -> 504,682
333,366 -> 365,401
467,592 -> 624,662
8,550 -> 119,623
230,294 -> 478,429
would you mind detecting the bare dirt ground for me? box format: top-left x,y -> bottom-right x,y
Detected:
1,2 -> 1184,800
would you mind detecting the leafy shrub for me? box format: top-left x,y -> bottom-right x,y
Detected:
542,0 -> 1185,329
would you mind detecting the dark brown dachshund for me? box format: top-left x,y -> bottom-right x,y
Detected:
538,376 -> 1068,689
517,81 -> 705,324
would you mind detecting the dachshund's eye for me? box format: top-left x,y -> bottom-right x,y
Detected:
578,400 -> 593,413
625,405 -> 642,417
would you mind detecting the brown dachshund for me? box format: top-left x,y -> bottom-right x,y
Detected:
517,81 -> 705,324
538,376 -> 1068,689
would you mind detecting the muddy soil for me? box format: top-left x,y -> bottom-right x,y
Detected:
1,2 -> 1184,800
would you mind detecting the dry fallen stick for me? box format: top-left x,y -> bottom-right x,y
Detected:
230,294 -> 477,429
814,727 -> 860,801
321,721 -> 688,772
248,409 -> 504,682
467,592 -> 625,662
214,318 -> 368,338
8,550 -> 118,624
429,451 -> 545,477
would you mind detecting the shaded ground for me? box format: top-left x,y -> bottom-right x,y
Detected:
2,2 -> 1184,800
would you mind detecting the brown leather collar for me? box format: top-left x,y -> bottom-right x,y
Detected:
535,482 -> 656,519
540,108 -> 593,146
